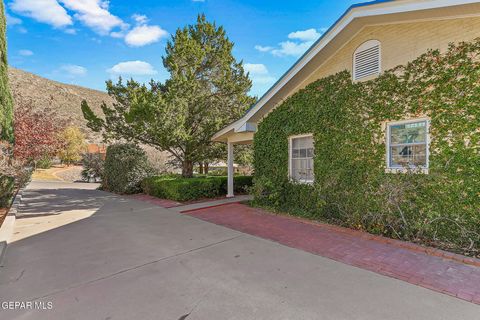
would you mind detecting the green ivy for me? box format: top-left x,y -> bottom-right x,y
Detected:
252,39 -> 480,256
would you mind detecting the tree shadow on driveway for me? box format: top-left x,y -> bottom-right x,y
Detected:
16,187 -> 117,218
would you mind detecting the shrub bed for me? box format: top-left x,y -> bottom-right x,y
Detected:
142,175 -> 253,201
252,39 -> 480,256
103,143 -> 153,194
0,175 -> 14,208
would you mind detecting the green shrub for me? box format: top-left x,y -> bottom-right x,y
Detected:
36,155 -> 52,169
81,153 -> 104,182
232,176 -> 254,193
207,168 -> 228,176
103,143 -> 153,194
253,39 -> 480,256
0,175 -> 14,208
142,175 -> 253,201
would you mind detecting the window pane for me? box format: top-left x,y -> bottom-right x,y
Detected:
291,158 -> 314,181
292,159 -> 302,171
292,149 -> 300,158
390,121 -> 427,144
292,137 -> 303,149
305,169 -> 314,181
292,136 -> 314,149
292,167 -> 306,181
307,148 -> 314,158
305,159 -> 313,181
307,158 -> 313,170
390,145 -> 427,167
291,136 -> 314,181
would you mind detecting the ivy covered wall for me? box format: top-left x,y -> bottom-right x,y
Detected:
0,0 -> 13,142
252,39 -> 480,255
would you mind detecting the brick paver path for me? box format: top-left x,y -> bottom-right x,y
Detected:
184,203 -> 480,305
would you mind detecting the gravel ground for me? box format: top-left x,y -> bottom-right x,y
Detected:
54,166 -> 84,182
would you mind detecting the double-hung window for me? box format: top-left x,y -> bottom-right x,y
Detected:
289,135 -> 314,183
387,119 -> 429,170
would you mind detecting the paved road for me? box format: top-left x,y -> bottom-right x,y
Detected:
0,181 -> 478,320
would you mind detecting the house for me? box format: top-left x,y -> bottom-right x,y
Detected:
213,0 -> 480,198
86,144 -> 107,160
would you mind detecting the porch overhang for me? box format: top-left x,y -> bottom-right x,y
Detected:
212,124 -> 255,199
211,122 -> 256,144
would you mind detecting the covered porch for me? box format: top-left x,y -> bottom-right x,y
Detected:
212,129 -> 254,198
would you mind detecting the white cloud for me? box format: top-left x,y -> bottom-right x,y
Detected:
10,1 -> 167,47
10,0 -> 124,34
288,28 -> 321,42
64,28 -> 77,34
254,45 -> 274,53
107,61 -> 158,76
110,31 -> 124,38
6,14 -> 22,26
10,0 -> 72,28
132,14 -> 148,25
244,63 -> 268,75
59,0 -> 126,34
19,49 -> 33,56
60,64 -> 87,76
244,63 -> 276,87
255,28 -> 327,58
271,41 -> 314,57
125,25 -> 168,47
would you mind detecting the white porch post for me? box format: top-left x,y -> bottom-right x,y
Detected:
227,141 -> 234,198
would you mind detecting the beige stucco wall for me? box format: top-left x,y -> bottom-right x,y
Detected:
297,16 -> 480,92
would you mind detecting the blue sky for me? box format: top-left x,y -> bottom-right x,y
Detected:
5,0 -> 361,97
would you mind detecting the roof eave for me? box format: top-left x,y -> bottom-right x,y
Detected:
213,0 -> 480,139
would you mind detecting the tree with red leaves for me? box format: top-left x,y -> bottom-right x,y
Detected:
14,99 -> 67,166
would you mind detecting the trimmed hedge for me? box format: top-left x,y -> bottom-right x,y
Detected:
252,39 -> 480,256
103,143 -> 153,194
142,175 -> 253,201
0,175 -> 14,208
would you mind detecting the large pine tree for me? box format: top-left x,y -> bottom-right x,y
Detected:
0,0 -> 13,142
83,14 -> 255,177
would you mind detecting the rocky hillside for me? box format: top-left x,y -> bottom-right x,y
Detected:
8,68 -> 112,143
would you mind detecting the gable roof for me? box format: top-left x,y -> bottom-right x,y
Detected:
242,0 -> 393,114
213,0 -> 480,142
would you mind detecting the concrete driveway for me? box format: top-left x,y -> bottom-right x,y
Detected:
0,181 -> 478,320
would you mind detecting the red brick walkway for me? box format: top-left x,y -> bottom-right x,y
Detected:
184,203 -> 480,305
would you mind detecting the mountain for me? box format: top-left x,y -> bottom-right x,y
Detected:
8,68 -> 112,143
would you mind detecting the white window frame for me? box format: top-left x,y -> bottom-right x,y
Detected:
386,118 -> 430,173
288,134 -> 315,184
353,39 -> 382,81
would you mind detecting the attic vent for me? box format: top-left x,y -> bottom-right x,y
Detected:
353,40 -> 381,81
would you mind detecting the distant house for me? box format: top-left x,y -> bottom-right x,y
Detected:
213,0 -> 480,197
86,144 -> 107,159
